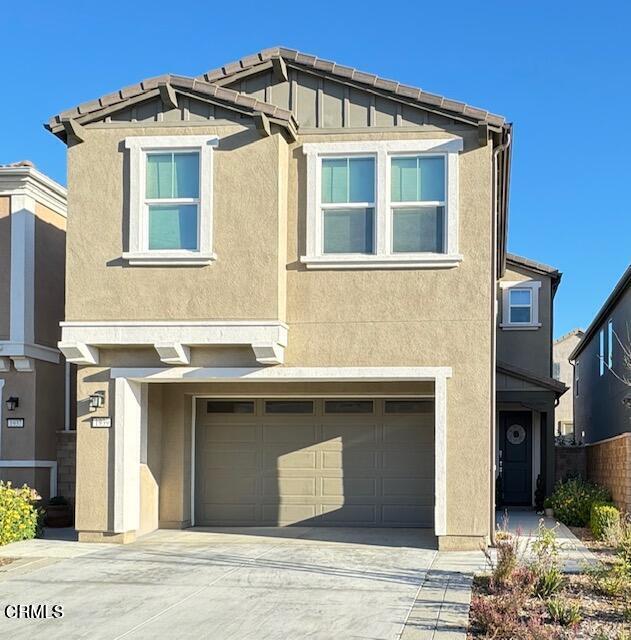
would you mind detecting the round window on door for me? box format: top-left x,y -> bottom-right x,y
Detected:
507,424 -> 526,445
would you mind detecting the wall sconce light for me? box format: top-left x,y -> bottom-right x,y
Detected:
5,397 -> 19,412
88,392 -> 105,412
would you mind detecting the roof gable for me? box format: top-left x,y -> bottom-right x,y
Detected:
198,46 -> 507,129
46,75 -> 298,142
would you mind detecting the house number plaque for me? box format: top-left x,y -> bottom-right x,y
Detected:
91,417 -> 112,428
6,418 -> 25,428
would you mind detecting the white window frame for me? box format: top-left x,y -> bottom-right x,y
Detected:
301,138 -> 463,269
599,328 -> 605,376
607,319 -> 614,369
499,280 -> 542,330
123,135 -> 219,266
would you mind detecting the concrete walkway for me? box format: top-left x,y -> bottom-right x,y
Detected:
496,510 -> 597,573
0,527 -> 484,640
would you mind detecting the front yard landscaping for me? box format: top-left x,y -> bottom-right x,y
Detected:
468,479 -> 631,639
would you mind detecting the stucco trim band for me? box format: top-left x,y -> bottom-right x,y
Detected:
59,320 -> 289,366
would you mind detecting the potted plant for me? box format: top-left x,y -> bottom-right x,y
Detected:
44,496 -> 73,528
534,474 -> 545,513
544,497 -> 554,519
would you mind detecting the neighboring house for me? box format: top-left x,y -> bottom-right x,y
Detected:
0,161 -> 69,502
47,46 -> 523,550
570,264 -> 631,512
496,254 -> 567,507
553,328 -> 584,441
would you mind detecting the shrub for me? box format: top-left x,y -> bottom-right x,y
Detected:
47,496 -> 68,506
548,477 -> 611,527
546,598 -> 582,627
484,515 -> 525,592
0,482 -> 40,545
534,566 -> 563,598
587,561 -> 631,598
591,502 -> 621,540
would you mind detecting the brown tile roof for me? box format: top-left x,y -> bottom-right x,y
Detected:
197,46 -> 508,128
46,74 -> 298,135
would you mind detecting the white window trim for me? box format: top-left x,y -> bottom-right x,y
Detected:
499,280 -> 542,330
123,135 -> 219,266
300,138 -> 463,269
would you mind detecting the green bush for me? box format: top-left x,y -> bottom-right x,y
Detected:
590,502 -> 621,540
0,482 -> 40,545
548,477 -> 611,527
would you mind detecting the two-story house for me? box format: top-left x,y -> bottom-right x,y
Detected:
496,254 -> 567,506
46,47 -> 555,549
0,161 -> 69,501
570,264 -> 631,512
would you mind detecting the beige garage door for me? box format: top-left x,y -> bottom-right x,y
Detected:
194,398 -> 434,527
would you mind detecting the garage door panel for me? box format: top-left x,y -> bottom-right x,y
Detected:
264,449 -> 317,470
195,397 -> 435,528
383,477 -> 434,497
382,505 -> 433,527
205,450 -> 258,468
266,477 -> 317,497
265,503 -> 317,524
203,424 -> 258,443
263,424 -> 318,443
384,423 -> 434,444
199,503 -> 257,523
321,477 -> 377,498
322,424 -> 378,445
203,475 -> 258,501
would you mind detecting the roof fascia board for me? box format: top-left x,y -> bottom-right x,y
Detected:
211,60 -> 274,86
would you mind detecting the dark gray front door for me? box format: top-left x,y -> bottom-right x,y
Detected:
500,411 -> 532,506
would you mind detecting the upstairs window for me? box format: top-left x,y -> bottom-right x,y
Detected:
145,152 -> 199,251
509,288 -> 532,324
302,138 -> 462,269
599,329 -> 605,376
321,157 -> 375,254
500,280 -> 542,330
607,319 -> 614,368
124,135 -> 218,265
391,156 -> 445,253
553,361 -> 561,380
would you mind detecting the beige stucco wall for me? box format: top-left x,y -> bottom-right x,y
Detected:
0,195 -> 10,340
497,264 -> 553,377
67,118 -> 495,544
66,125 -> 288,323
554,333 -> 582,430
34,202 -> 66,348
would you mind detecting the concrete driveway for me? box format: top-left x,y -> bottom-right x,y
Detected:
0,527 -> 442,640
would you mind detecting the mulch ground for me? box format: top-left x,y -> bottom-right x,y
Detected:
467,530 -> 631,639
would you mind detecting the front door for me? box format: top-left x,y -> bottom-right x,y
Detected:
500,411 -> 532,506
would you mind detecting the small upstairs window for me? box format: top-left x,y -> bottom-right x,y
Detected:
124,135 -> 218,265
599,329 -> 605,376
607,319 -> 614,368
552,361 -> 561,380
500,280 -> 542,330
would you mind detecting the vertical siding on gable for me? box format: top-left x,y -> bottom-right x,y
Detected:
321,80 -> 344,128
374,96 -> 397,127
295,72 -> 319,128
348,87 -> 371,127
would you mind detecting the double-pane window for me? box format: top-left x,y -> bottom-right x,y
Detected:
391,156 -> 445,253
145,152 -> 200,251
321,157 -> 375,254
508,288 -> 532,324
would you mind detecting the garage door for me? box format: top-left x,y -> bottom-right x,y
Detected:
194,398 -> 434,527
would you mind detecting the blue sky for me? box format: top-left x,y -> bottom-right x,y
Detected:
2,1 -> 629,338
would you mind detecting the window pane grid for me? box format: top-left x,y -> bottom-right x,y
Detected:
144,150 -> 200,252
